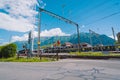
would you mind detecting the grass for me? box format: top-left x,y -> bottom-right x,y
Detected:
1,52 -> 120,62
70,51 -> 120,57
0,57 -> 56,62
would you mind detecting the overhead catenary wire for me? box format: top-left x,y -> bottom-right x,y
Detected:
85,10 -> 120,26
89,29 -> 103,51
69,0 -> 111,20
79,1 -> 120,23
59,0 -> 85,19
38,8 -> 81,52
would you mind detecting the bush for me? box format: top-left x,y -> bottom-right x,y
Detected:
0,43 -> 17,58
0,46 -> 2,57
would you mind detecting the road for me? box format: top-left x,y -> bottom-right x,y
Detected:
0,59 -> 120,80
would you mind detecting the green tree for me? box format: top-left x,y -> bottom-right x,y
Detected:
0,46 -> 2,58
1,43 -> 17,58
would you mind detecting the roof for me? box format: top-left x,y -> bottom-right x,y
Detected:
64,42 -> 73,45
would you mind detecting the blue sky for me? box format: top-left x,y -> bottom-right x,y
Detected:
0,0 -> 120,45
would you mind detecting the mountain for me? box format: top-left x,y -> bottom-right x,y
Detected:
69,33 -> 115,46
14,33 -> 115,50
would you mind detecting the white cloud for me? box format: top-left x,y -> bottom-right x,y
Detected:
0,38 -> 3,41
0,13 -> 34,32
0,0 -> 37,18
0,42 -> 9,46
11,34 -> 28,42
41,28 -> 70,37
0,0 -> 46,32
109,35 -> 118,40
11,28 -> 70,42
33,28 -> 70,37
0,38 -> 4,45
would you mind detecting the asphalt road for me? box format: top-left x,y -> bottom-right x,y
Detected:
0,59 -> 120,80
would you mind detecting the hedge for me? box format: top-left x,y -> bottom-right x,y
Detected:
0,43 -> 17,58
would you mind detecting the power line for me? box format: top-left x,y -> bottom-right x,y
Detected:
39,8 -> 81,52
85,10 -> 120,25
87,0 -> 110,12
69,0 -> 111,20
59,0 -> 85,19
79,1 -> 120,23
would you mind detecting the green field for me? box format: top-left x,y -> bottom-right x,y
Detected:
70,51 -> 120,57
0,57 -> 56,62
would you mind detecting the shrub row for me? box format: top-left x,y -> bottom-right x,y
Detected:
0,43 -> 17,58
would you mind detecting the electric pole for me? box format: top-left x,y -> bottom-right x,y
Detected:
38,10 -> 41,60
28,31 -> 32,57
77,25 -> 81,52
89,29 -> 103,51
89,29 -> 93,51
112,27 -> 117,51
39,8 -> 81,52
112,27 -> 116,41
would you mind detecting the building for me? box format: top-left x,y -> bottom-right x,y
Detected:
73,42 -> 92,48
61,42 -> 73,48
81,43 -> 92,48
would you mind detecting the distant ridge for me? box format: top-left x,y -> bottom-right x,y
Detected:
14,33 -> 115,50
